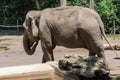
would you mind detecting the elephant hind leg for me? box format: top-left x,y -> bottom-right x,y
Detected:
97,49 -> 109,70
88,46 -> 105,59
89,51 -> 96,56
91,45 -> 110,70
89,48 -> 105,59
90,42 -> 106,62
96,48 -> 105,59
89,49 -> 109,70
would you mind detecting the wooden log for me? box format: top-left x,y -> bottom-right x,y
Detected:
104,43 -> 120,50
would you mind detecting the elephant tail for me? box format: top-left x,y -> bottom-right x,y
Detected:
97,15 -> 119,56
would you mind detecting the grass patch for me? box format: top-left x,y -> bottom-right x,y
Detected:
0,47 -> 8,51
106,34 -> 120,40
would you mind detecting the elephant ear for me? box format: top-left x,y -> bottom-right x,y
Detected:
23,18 -> 28,30
23,16 -> 39,38
31,17 -> 39,37
23,17 -> 32,33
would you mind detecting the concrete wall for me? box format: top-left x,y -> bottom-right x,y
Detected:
0,62 -> 119,80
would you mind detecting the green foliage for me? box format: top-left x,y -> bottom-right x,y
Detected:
40,0 -> 60,9
107,34 -> 120,40
0,0 -> 36,25
94,0 -> 118,33
0,0 -> 120,34
112,0 -> 120,33
67,0 -> 89,7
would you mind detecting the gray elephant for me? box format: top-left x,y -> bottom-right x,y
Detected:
23,6 -> 109,63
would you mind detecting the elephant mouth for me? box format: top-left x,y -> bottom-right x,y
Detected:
30,41 -> 38,49
31,37 -> 39,42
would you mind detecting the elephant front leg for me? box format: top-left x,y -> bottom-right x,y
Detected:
42,53 -> 54,63
41,41 -> 54,63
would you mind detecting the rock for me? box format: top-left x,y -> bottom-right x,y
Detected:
58,55 -> 110,79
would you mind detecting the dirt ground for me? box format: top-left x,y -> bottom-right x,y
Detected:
0,35 -> 120,74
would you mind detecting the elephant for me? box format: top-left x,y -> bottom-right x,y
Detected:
23,6 -> 111,64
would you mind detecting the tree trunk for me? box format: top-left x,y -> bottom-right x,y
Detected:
35,0 -> 40,10
90,0 -> 94,9
61,0 -> 67,7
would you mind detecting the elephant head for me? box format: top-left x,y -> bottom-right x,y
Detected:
23,10 -> 41,55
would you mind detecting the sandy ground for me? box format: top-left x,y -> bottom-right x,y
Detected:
0,35 -> 120,74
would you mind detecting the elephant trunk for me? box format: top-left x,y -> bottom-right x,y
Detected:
23,32 -> 38,55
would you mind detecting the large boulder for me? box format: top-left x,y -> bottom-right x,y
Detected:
58,55 -> 110,80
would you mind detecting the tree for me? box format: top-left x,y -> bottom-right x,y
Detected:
34,0 -> 40,9
94,0 -> 117,33
39,0 -> 60,9
61,0 -> 67,6
90,0 -> 94,9
112,0 -> 120,33
67,0 -> 89,7
0,0 -> 36,25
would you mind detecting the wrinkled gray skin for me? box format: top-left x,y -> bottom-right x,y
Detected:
23,10 -> 40,55
23,6 -> 108,64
